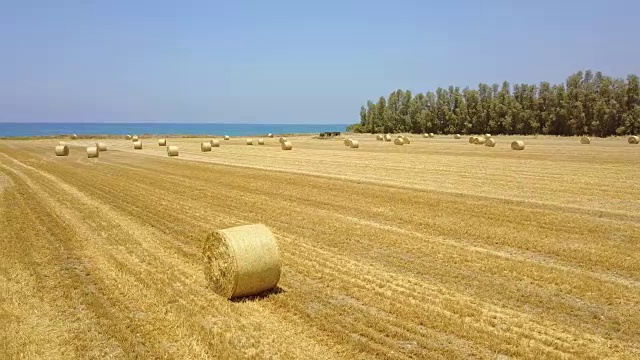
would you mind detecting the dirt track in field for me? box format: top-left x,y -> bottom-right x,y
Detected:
1,134 -> 639,359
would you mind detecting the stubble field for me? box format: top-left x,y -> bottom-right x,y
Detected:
1,134 -> 639,359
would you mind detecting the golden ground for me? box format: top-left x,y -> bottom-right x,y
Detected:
1,134 -> 639,359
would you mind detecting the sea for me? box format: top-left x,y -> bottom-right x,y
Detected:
0,123 -> 349,138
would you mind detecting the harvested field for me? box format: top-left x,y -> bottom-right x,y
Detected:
1,134 -> 640,359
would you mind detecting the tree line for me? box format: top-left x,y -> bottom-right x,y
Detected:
349,70 -> 640,136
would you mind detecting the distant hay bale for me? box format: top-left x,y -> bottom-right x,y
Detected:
511,140 -> 525,150
70,134 -> 78,140
203,224 -> 281,299
55,145 -> 69,156
268,133 -> 274,138
580,136 -> 591,144
428,133 -> 435,138
350,140 -> 359,148
125,135 -> 132,140
484,138 -> 496,147
485,133 -> 491,137
281,141 -> 292,150
258,138 -> 265,145
344,138 -> 353,146
422,133 -> 428,138
133,141 -> 142,150
454,134 -> 461,139
246,139 -> 253,145
384,134 -> 392,142
132,135 -> 139,141
87,146 -> 99,158
96,142 -> 107,152
279,137 -> 287,144
403,136 -> 410,144
394,137 -> 404,145
201,142 -> 212,152
224,135 -> 230,140
210,139 -> 220,147
475,137 -> 486,145
167,146 -> 179,156
158,139 -> 167,146
628,136 -> 639,144
469,136 -> 476,143
376,134 -> 383,141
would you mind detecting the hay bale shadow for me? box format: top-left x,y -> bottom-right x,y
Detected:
230,286 -> 286,302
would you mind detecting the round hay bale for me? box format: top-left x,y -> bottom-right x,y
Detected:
268,133 -> 274,138
203,224 -> 281,299
394,137 -> 404,145
87,146 -> 99,158
96,142 -> 107,152
201,142 -> 212,152
70,134 -> 78,140
428,133 -> 435,138
422,133 -> 428,138
511,140 -> 525,150
344,138 -> 353,147
132,135 -> 139,141
384,134 -> 392,142
210,139 -> 220,147
167,146 -> 179,156
484,138 -> 496,147
475,137 -> 486,145
158,139 -> 167,146
350,140 -> 359,148
403,136 -> 410,145
485,133 -> 491,138
55,145 -> 69,156
224,135 -> 230,140
279,137 -> 287,144
628,136 -> 639,144
281,141 -> 293,150
258,138 -> 265,145
454,134 -> 461,139
469,136 -> 476,144
125,135 -> 132,140
246,139 -> 253,145
376,134 -> 383,141
580,136 -> 591,144
133,141 -> 142,150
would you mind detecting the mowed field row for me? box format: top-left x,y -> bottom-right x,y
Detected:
1,135 -> 639,359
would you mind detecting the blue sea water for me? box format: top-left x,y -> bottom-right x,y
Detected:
0,123 -> 349,137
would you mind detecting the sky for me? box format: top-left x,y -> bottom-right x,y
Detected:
1,0 -> 638,124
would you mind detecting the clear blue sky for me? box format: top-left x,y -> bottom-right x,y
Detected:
1,0 -> 638,123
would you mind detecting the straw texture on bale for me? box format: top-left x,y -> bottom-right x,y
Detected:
469,136 -> 476,144
281,141 -> 293,150
158,139 -> 166,146
224,135 -> 230,140
167,146 -> 179,156
484,138 -> 496,147
125,135 -> 132,140
279,137 -> 287,144
210,139 -> 220,147
246,139 -> 253,145
394,137 -> 404,145
454,134 -> 461,139
132,135 -> 139,141
258,138 -> 265,145
133,141 -> 142,150
55,145 -> 69,156
70,134 -> 78,140
344,139 -> 353,147
511,140 -> 525,150
376,134 -> 383,141
87,146 -> 99,158
384,134 -> 392,142
350,140 -> 359,148
628,136 -> 639,144
203,224 -> 281,299
428,133 -> 435,138
268,133 -> 274,138
96,142 -> 107,152
474,137 -> 486,145
201,142 -> 212,152
580,136 -> 591,144
403,136 -> 410,145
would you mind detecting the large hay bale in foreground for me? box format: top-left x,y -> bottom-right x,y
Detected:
87,146 -> 99,158
394,137 -> 404,145
350,140 -> 359,148
203,224 -> 281,299
96,142 -> 107,152
132,135 -> 139,141
454,134 -> 461,139
55,145 -> 69,156
158,139 -> 166,146
246,139 -> 253,145
403,136 -> 410,144
628,136 -> 639,144
258,138 -> 265,145
125,135 -> 132,140
580,136 -> 591,144
384,134 -> 392,142
70,134 -> 78,140
210,139 -> 220,147
224,135 -> 230,140
133,141 -> 142,150
281,141 -> 292,150
376,134 -> 383,141
167,146 -> 179,156
484,138 -> 496,147
201,142 -> 212,152
511,140 -> 525,150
